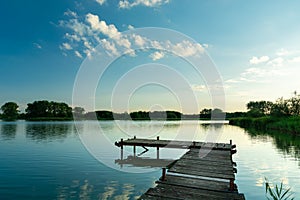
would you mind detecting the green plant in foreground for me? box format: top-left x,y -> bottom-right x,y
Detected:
265,178 -> 295,200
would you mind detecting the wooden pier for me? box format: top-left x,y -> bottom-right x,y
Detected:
115,137 -> 245,199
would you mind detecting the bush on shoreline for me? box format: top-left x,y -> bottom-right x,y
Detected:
229,116 -> 300,135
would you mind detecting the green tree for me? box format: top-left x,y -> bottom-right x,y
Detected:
200,108 -> 212,119
1,102 -> 19,121
270,97 -> 290,117
287,91 -> 300,115
247,101 -> 273,116
25,100 -> 72,120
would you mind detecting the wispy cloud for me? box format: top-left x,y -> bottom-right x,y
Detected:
75,50 -> 83,58
267,57 -> 284,67
33,43 -> 42,49
64,9 -> 77,18
119,0 -> 170,9
249,56 -> 269,65
60,42 -> 73,50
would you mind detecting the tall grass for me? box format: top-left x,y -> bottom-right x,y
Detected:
229,116 -> 300,135
265,178 -> 294,200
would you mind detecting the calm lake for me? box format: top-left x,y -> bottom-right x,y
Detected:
0,120 -> 299,199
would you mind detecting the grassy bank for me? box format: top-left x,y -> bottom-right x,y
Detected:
229,116 -> 300,135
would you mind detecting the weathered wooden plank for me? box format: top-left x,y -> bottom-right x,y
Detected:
188,148 -> 232,155
169,165 -> 235,180
185,152 -> 232,159
180,154 -> 233,165
169,165 -> 234,179
156,174 -> 234,192
177,157 -> 233,167
173,159 -> 234,171
145,184 -> 245,200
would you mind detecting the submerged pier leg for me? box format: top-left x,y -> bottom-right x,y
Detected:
134,145 -> 136,157
157,136 -> 160,159
161,167 -> 166,181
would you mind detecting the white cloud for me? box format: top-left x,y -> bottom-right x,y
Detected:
85,13 -> 132,50
101,39 -> 119,56
83,49 -> 93,59
60,42 -> 73,50
75,51 -> 83,58
33,43 -> 42,49
128,25 -> 134,30
225,79 -> 239,84
203,43 -> 209,48
60,13 -> 206,60
65,33 -> 81,42
268,57 -> 284,67
132,34 -> 146,47
249,56 -> 269,65
167,40 -> 205,57
86,13 -> 120,38
119,0 -> 170,9
64,10 -> 77,18
60,18 -> 93,37
149,51 -> 164,60
96,0 -> 106,5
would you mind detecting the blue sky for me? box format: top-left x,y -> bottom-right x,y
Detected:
1,0 -> 300,113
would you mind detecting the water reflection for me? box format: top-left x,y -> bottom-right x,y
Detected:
200,123 -> 224,131
101,181 -> 136,200
56,179 -> 94,200
0,123 -> 17,140
26,123 -> 73,142
246,128 -> 300,165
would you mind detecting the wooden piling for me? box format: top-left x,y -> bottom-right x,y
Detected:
161,167 -> 166,181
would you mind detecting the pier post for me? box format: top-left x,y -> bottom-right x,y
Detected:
121,148 -> 123,160
229,178 -> 235,191
157,136 -> 160,159
161,167 -> 166,181
133,145 -> 136,157
121,138 -> 123,150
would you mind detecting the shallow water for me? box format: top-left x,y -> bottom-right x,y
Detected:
0,120 -> 299,199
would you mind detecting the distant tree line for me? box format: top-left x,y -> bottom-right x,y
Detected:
0,100 -> 230,121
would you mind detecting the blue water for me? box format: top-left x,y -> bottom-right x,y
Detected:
0,120 -> 299,199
